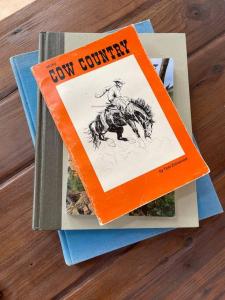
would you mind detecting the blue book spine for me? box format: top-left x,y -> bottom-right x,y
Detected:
10,51 -> 38,144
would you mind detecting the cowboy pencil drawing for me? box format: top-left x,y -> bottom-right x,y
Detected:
88,79 -> 154,148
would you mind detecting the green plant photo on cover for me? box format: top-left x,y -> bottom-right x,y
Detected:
66,165 -> 175,217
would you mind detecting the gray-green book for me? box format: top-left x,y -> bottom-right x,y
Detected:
33,32 -> 198,230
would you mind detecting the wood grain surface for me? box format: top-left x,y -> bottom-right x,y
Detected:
0,1 -> 224,299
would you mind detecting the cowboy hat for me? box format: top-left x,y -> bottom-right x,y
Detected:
113,79 -> 125,85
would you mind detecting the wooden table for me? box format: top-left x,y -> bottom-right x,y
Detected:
0,1 -> 225,299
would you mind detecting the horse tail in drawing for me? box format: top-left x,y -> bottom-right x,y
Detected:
88,121 -> 100,148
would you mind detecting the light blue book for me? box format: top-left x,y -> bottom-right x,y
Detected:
10,20 -> 223,265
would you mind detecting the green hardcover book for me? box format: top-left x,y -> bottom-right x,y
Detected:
33,32 -> 198,229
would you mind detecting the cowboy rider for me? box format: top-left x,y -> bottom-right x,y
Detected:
95,79 -> 130,114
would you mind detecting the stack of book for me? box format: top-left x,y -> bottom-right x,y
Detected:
10,20 -> 223,265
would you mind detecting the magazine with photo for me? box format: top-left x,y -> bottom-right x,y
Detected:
66,58 -> 175,218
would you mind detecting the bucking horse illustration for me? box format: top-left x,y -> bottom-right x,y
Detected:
88,97 -> 154,148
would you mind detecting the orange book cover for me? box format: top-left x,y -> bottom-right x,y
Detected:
32,26 -> 209,225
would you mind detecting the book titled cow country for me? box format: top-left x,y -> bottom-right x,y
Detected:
32,25 -> 209,225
